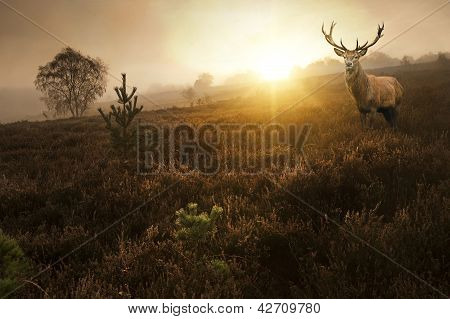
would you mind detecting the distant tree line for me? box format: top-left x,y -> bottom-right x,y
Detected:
289,51 -> 450,79
401,52 -> 449,66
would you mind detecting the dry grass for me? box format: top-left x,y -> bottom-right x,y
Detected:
0,65 -> 449,298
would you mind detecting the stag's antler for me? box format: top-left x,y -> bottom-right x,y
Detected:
322,21 -> 348,51
355,23 -> 384,51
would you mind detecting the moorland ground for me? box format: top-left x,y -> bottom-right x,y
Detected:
0,63 -> 449,298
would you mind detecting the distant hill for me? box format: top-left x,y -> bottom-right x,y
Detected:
291,51 -> 449,79
293,57 -> 343,77
0,87 -> 46,123
223,71 -> 260,86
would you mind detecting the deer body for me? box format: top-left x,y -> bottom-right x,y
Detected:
345,61 -> 403,128
322,22 -> 404,128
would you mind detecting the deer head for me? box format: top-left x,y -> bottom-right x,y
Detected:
322,21 -> 384,72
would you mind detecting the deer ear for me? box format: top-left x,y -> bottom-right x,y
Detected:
334,48 -> 345,56
358,49 -> 368,57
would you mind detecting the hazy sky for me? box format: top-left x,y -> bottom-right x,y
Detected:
1,0 -> 449,89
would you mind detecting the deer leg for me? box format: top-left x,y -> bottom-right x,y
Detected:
383,108 -> 398,129
360,113 -> 367,129
380,108 -> 393,127
391,108 -> 398,130
368,111 -> 375,129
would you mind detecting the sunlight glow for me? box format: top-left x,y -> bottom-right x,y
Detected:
256,51 -> 294,81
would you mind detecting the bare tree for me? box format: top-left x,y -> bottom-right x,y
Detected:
35,47 -> 107,117
181,87 -> 196,106
203,94 -> 213,105
194,73 -> 213,91
401,55 -> 413,66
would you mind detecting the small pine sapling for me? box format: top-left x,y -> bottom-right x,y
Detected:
0,230 -> 29,298
98,73 -> 143,155
209,259 -> 231,278
175,203 -> 223,244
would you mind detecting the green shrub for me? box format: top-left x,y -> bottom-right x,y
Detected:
0,230 -> 28,298
175,203 -> 223,243
209,259 -> 231,277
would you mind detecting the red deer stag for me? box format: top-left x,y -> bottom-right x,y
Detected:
322,22 -> 404,129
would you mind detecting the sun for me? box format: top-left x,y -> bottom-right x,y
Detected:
256,51 -> 294,81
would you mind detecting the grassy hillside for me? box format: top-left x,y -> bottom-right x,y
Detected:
0,65 -> 449,298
